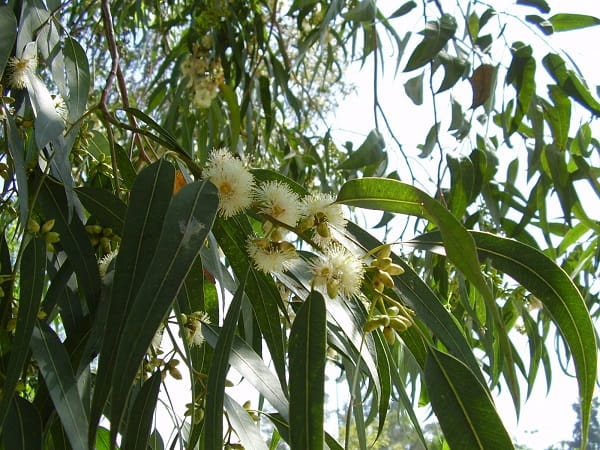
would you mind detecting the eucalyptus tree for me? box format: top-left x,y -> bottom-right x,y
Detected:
0,0 -> 598,449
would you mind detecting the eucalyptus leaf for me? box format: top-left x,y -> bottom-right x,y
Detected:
289,291 -> 326,450
0,6 -> 17,76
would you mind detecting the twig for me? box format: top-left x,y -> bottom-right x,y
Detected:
99,0 -> 149,167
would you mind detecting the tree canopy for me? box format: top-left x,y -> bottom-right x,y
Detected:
0,0 -> 598,449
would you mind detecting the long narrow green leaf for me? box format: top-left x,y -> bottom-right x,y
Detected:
549,13 -> 600,32
204,274 -> 247,449
62,37 -> 90,121
0,237 -> 46,428
202,325 -> 289,418
409,230 -> 598,443
37,174 -> 101,310
0,6 -> 17,76
62,37 -> 90,151
289,291 -> 326,450
30,322 -> 89,450
2,397 -> 43,450
121,371 -> 162,450
6,116 -> 29,225
425,348 -> 514,450
109,179 -> 218,443
337,178 -> 494,307
90,159 -> 174,444
469,231 -> 597,444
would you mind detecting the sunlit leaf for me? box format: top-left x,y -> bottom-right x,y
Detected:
549,13 -> 600,32
543,53 -> 600,116
337,178 -> 494,308
289,291 -> 326,450
425,348 -> 514,450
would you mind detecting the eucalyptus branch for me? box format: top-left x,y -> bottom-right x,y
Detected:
99,0 -> 149,164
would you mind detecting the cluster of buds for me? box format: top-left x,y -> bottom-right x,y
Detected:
181,40 -> 224,109
369,245 -> 405,292
85,224 -> 120,255
364,305 -> 415,345
363,245 -> 414,344
28,218 -> 60,251
140,355 -> 183,381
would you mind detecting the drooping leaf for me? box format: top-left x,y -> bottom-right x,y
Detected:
5,115 -> 29,225
109,179 -> 218,443
0,6 -> 17,76
220,83 -> 241,152
121,371 -> 162,450
404,71 -> 424,105
549,14 -> 600,32
337,129 -> 386,171
204,274 -> 246,450
435,52 -> 468,93
425,348 -> 514,450
343,0 -> 376,22
62,37 -> 90,150
505,43 -> 536,135
30,322 -> 89,450
0,237 -> 46,429
470,64 -> 497,108
408,230 -> 598,443
543,53 -> 600,116
2,397 -> 43,450
289,291 -> 326,450
404,14 -> 457,72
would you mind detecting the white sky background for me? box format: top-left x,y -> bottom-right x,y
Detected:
327,2 -> 600,449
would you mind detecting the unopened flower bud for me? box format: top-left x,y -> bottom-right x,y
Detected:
389,316 -> 411,332
383,326 -> 396,345
45,231 -> 60,244
41,219 -> 55,233
27,219 -> 40,234
387,263 -> 404,276
316,221 -> 330,238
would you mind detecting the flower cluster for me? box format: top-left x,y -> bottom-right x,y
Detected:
203,148 -> 255,218
181,41 -> 224,109
181,311 -> 212,347
7,55 -> 37,90
201,147 -> 412,330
